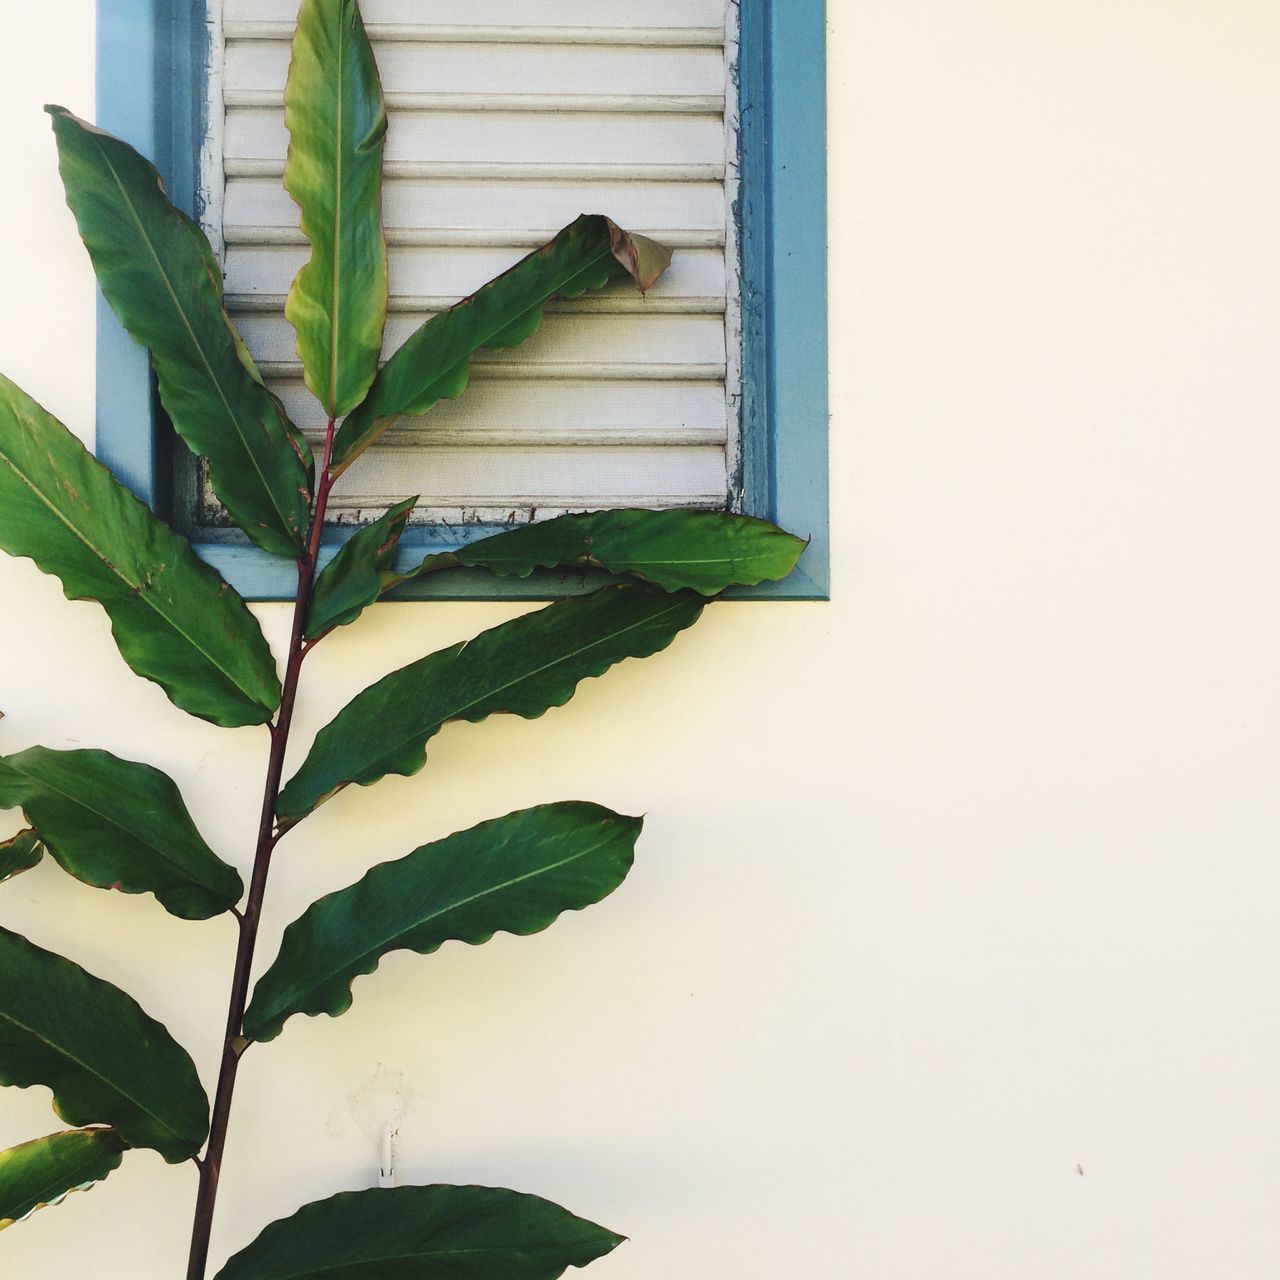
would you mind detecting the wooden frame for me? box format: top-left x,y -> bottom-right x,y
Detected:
95,0 -> 828,599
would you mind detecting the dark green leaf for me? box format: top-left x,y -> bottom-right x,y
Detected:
408,509 -> 808,595
0,748 -> 242,920
0,927 -> 209,1162
278,583 -> 703,823
333,216 -> 672,471
0,830 -> 42,884
0,375 -> 281,727
284,0 -> 388,417
305,497 -> 415,639
215,1184 -> 624,1280
0,1129 -> 126,1230
47,106 -> 311,559
246,802 -> 639,1042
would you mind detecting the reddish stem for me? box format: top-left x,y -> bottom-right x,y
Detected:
184,422 -> 336,1280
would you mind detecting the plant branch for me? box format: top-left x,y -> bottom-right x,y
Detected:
185,422 -> 337,1280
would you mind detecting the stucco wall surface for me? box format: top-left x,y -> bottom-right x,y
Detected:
2,3 -> 1279,1276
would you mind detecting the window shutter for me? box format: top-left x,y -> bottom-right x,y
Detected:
209,0 -> 739,525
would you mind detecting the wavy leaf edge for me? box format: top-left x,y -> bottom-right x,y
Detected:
0,926 -> 210,1162
46,105 -> 312,558
402,511 -> 810,596
0,373 -> 282,727
0,1128 -> 126,1231
245,802 -> 641,1042
214,1183 -> 626,1280
0,829 -> 44,884
277,585 -> 704,823
0,746 -> 244,920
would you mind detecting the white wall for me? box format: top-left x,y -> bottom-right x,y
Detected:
3,2 -> 1280,1276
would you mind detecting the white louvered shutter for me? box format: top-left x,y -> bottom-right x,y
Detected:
207,0 -> 739,525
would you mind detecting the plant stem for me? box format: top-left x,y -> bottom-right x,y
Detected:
185,422 -> 336,1280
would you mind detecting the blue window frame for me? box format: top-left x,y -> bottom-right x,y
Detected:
96,0 -> 828,600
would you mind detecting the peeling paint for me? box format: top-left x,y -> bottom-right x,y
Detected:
326,1063 -> 417,1180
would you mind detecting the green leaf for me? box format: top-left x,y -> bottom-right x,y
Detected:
47,106 -> 311,559
305,497 -> 415,639
0,926 -> 209,1162
0,1129 -> 126,1231
284,0 -> 388,417
0,830 -> 43,884
278,583 -> 703,823
214,1184 -> 624,1280
410,509 -> 809,595
0,748 -> 242,920
246,802 -> 639,1042
0,375 -> 281,728
333,216 -> 672,472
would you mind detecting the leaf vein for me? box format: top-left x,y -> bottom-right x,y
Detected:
85,131 -> 299,542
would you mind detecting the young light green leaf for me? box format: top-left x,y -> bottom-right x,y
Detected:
406,510 -> 809,595
0,830 -> 43,884
277,583 -> 703,824
0,927 -> 209,1162
305,497 -> 415,639
0,375 -> 281,728
47,106 -> 312,559
333,216 -> 672,472
246,802 -> 639,1042
0,1129 -> 126,1231
284,0 -> 388,417
0,748 -> 242,920
214,1184 -> 624,1280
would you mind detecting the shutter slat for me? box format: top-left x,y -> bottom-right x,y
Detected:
223,245 -> 726,301
225,24 -> 726,47
225,0 -> 726,28
226,159 -> 726,182
233,313 -> 726,369
226,293 -> 726,316
224,227 -> 724,250
270,378 -> 729,439
307,427 -> 727,449
225,106 -> 726,168
224,91 -> 725,115
326,445 -> 728,508
225,41 -> 724,99
223,176 -> 726,239
253,361 -> 727,384
324,498 -> 725,521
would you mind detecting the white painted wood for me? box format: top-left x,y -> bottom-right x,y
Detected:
225,41 -> 724,99
317,425 -> 727,449
234,313 -> 726,369
197,1 -> 225,259
223,91 -> 725,114
225,226 -> 725,250
225,24 -> 727,48
223,245 -> 727,303
327,444 -> 728,511
256,360 -> 727,383
273,377 -> 730,441
225,107 -> 727,168
324,497 -> 723,522
226,159 -> 727,182
225,0 -> 727,31
226,292 -> 727,316
723,0 -> 745,506
223,177 -> 726,238
207,0 -> 740,519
